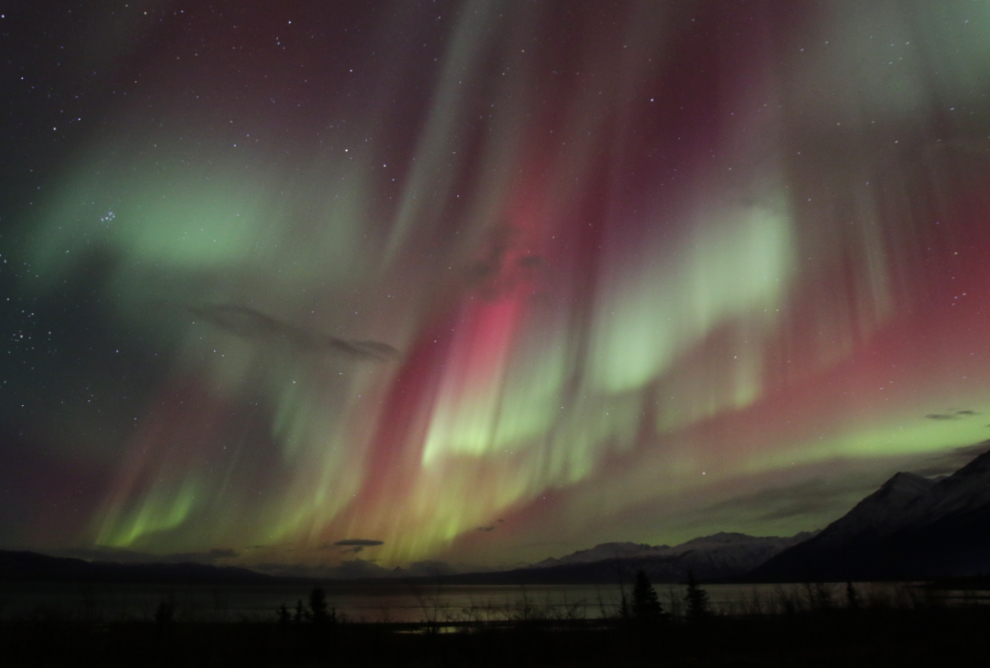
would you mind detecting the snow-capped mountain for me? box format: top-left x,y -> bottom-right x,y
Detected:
532,532 -> 811,570
905,447 -> 990,523
809,472 -> 937,550
749,444 -> 990,581
531,542 -> 672,568
503,531 -> 813,583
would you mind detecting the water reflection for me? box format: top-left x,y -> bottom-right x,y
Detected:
0,582 -> 984,623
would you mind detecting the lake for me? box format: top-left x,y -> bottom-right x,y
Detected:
0,581 -> 983,623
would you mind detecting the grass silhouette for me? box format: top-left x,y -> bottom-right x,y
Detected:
1,583 -> 989,666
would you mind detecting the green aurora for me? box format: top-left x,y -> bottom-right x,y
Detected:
2,0 -> 990,574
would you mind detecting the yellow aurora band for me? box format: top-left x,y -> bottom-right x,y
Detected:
19,0 -> 990,571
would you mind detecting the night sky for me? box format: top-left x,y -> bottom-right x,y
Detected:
3,0 -> 990,576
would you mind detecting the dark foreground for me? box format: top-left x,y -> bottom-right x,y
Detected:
3,607 -> 990,667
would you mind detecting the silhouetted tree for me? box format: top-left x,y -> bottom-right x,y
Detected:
806,582 -> 833,611
684,572 -> 710,621
308,587 -> 335,626
845,581 -> 860,611
619,592 -> 631,620
632,569 -> 664,620
294,600 -> 305,624
276,603 -> 292,629
154,596 -> 175,625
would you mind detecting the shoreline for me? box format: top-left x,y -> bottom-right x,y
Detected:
3,604 -> 990,667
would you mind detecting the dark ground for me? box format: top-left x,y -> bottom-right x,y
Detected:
2,605 -> 989,667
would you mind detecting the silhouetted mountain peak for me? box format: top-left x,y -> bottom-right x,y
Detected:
812,471 -> 935,548
0,550 -> 276,584
915,445 -> 990,521
952,443 -> 990,474
529,531 -> 811,579
531,542 -> 661,568
872,471 -> 936,512
680,532 -> 754,547
880,471 -> 935,495
749,445 -> 990,581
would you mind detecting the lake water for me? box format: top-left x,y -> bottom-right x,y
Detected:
0,581 -> 984,623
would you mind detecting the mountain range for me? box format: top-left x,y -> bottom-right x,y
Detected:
749,444 -> 990,581
0,532 -> 811,585
447,445 -> 990,584
431,531 -> 814,585
0,549 -> 277,584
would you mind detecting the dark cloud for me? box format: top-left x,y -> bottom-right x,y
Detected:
925,409 -> 978,420
332,539 -> 384,547
462,224 -> 543,299
188,304 -> 399,361
475,517 -> 506,531
323,539 -> 385,554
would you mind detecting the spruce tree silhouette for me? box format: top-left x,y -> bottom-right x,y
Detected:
293,600 -> 305,624
684,572 -> 710,622
632,569 -> 664,620
154,595 -> 175,625
276,603 -> 292,629
845,581 -> 860,611
308,587 -> 335,626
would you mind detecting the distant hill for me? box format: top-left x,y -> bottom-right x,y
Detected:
1,529 -> 817,586
440,532 -> 813,585
531,532 -> 813,569
0,550 -> 278,584
748,445 -> 990,581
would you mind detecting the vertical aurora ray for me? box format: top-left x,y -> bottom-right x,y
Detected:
6,0 -> 990,569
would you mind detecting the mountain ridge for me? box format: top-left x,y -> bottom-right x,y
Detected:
748,445 -> 990,581
0,549 -> 280,584
1,530 -> 812,585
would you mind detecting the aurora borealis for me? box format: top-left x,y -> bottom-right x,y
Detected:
3,0 -> 990,575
